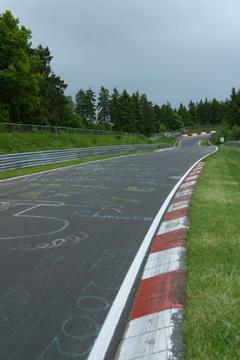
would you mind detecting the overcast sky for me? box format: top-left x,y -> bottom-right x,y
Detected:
1,0 -> 240,106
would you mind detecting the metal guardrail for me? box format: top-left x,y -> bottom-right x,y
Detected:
0,143 -> 170,171
224,141 -> 240,147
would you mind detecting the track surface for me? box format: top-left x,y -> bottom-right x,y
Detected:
0,137 -> 214,359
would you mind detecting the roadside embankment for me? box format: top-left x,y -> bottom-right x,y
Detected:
0,132 -> 175,154
0,132 -> 175,180
184,146 -> 240,359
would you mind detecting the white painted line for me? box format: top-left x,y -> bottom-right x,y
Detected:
121,309 -> 182,339
175,189 -> 193,198
178,138 -> 182,147
158,217 -> 189,235
167,200 -> 189,212
88,146 -> 218,360
142,247 -> 186,279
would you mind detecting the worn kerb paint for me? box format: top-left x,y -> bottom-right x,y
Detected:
142,246 -> 186,279
158,216 -> 189,235
167,200 -> 189,212
114,157 -> 213,358
115,308 -> 184,360
88,145 -> 218,360
115,174 -> 195,357
175,188 -> 193,198
186,175 -> 198,181
180,180 -> 196,188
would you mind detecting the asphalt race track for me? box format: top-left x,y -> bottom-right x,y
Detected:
0,137 -> 214,359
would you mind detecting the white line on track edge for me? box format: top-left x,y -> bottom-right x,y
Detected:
87,145 -> 218,360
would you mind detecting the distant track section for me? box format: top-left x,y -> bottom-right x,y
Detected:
0,143 -> 170,171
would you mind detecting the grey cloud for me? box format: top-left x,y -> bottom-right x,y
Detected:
1,0 -> 240,106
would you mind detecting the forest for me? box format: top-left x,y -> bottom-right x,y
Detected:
0,10 -> 240,138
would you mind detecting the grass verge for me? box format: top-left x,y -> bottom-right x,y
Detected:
200,139 -> 213,146
184,146 -> 240,359
0,132 -> 175,154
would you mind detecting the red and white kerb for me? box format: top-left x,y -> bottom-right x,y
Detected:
115,162 -> 205,360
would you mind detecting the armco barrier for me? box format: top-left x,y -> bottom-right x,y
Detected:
224,140 -> 240,147
0,143 -> 169,171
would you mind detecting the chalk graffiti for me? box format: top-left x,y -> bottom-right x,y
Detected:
37,332 -> 95,358
0,201 -> 11,212
77,296 -> 110,312
74,210 -> 153,222
0,203 -> 70,240
33,254 -> 65,277
37,249 -> 131,359
125,186 -> 156,192
0,285 -> 30,305
13,233 -> 87,251
62,315 -> 99,340
81,281 -> 120,293
111,196 -> 140,203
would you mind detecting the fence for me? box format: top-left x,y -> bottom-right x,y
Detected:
0,122 -> 141,137
0,143 -> 170,171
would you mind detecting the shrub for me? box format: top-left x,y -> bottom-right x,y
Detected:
229,125 -> 240,140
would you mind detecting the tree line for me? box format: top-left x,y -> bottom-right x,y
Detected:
0,10 -> 240,136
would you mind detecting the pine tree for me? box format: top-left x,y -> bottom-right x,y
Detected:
85,88 -> 96,124
131,92 -> 143,133
117,89 -> 132,131
228,87 -> 240,127
61,96 -> 83,128
32,45 -> 68,125
97,86 -> 110,126
159,103 -> 174,130
109,88 -> 120,129
75,88 -> 96,126
140,94 -> 156,135
178,103 -> 192,127
188,101 -> 197,125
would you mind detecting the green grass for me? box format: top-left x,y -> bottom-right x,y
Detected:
200,139 -> 211,146
0,131 -> 175,154
184,146 -> 240,359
